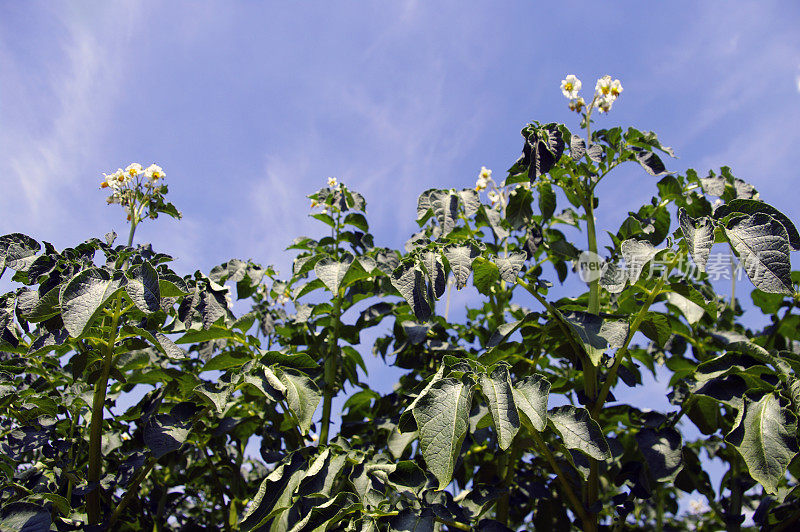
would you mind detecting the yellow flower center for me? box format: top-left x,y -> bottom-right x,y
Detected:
564,82 -> 573,91
601,86 -> 610,95
611,88 -> 620,96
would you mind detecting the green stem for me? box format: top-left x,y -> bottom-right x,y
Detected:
495,441 -> 521,525
655,490 -> 664,532
87,294 -> 122,525
516,278 -> 585,360
590,252 -> 681,419
319,289 -> 343,445
107,457 -> 157,528
727,453 -> 743,532
530,430 -> 595,532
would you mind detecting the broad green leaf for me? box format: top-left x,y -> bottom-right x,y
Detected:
242,365 -> 286,402
665,291 -> 704,325
144,413 -> 191,459
175,324 -> 237,344
678,208 -> 715,272
24,286 -> 61,323
126,261 -> 161,313
344,212 -> 369,232
725,393 -> 799,494
444,245 -> 478,290
714,199 -> 800,251
495,252 -> 526,283
0,233 -> 40,273
751,289 -> 785,315
391,262 -> 432,321
634,149 -> 667,176
524,123 -> 564,180
562,311 -> 629,366
287,492 -> 359,532
512,374 -> 550,432
472,257 -> 500,296
599,261 -> 627,293
421,250 -> 446,299
60,268 -> 125,337
315,255 -> 353,294
620,239 -> 659,283
479,365 -> 520,450
635,427 -> 683,482
158,273 -> 189,296
298,448 -> 348,498
724,213 -> 793,294
398,366 -> 445,433
412,377 -> 474,489
202,350 -> 250,371
194,382 -> 232,415
389,508 -> 435,532
458,188 -> 480,217
429,189 -> 459,235
276,368 -> 321,434
0,502 -> 51,531
506,186 -> 533,230
538,183 -> 556,220
239,451 -> 310,531
548,405 -> 611,460
693,375 -> 749,410
639,312 -> 671,347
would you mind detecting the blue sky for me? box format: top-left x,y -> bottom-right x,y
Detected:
2,0 -> 800,504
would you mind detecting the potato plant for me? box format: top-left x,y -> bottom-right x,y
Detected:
2,76 -> 800,531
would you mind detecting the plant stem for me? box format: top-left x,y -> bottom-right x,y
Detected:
107,457 -> 157,528
530,429 -> 595,532
590,253 -> 681,419
727,453 -> 743,532
319,288 -> 342,445
516,278 -> 585,360
495,441 -> 521,525
87,294 -> 122,525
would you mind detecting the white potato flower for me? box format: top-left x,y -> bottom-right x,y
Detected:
125,163 -> 143,178
479,166 -> 492,179
568,97 -> 586,112
487,190 -> 500,204
327,177 -> 338,188
475,166 -> 492,191
609,79 -> 623,98
144,164 -> 165,181
595,75 -> 613,98
595,95 -> 614,113
560,75 -> 582,99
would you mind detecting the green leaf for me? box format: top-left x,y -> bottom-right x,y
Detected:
158,274 -> 189,297
239,450 -> 310,531
126,261 -> 161,313
23,286 -> 61,323
413,376 -> 474,489
479,365 -> 520,450
175,324 -> 236,344
315,256 -> 353,294
751,289 -> 785,315
524,123 -> 564,180
242,366 -> 286,402
389,508 -> 435,532
548,405 -> 611,460
421,250 -> 446,299
391,262 -> 432,321
665,291 -> 704,325
634,149 -> 667,176
639,312 -> 671,347
621,239 -> 659,283
458,188 -> 480,217
430,189 -> 459,235
472,257 -> 500,296
724,213 -> 794,294
506,186 -> 533,230
512,374 -> 550,432
276,368 -> 321,434
0,233 -> 40,273
0,502 -> 51,531
714,199 -> 800,251
636,427 -> 683,482
538,183 -> 556,220
678,208 -> 715,272
444,245 -> 478,290
194,382 -> 232,415
344,212 -> 369,232
494,252 -> 526,283
725,393 -> 799,494
144,413 -> 191,459
60,268 -> 125,337
562,311 -> 629,366
287,492 -> 359,532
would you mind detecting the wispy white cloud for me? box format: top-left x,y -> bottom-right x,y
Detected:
0,4 -> 143,241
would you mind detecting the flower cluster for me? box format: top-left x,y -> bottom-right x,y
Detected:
475,166 -> 492,191
100,162 -> 170,223
560,74 -> 623,114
